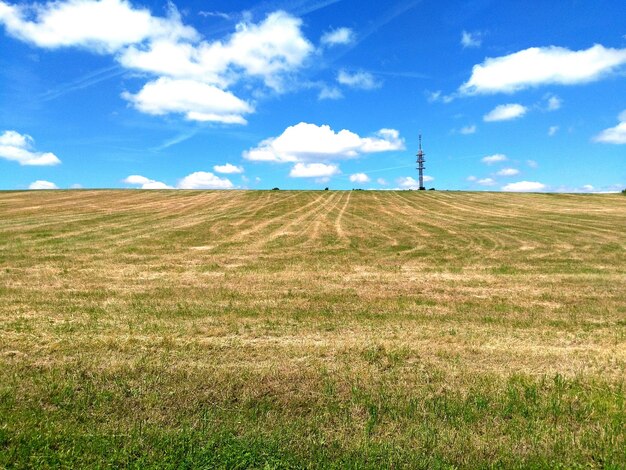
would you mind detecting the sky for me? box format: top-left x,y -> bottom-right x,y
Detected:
0,0 -> 625,192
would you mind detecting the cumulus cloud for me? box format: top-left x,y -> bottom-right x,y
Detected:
122,77 -> 253,124
123,174 -> 173,189
349,173 -> 370,183
29,180 -> 58,189
320,27 -> 354,46
337,70 -> 380,90
289,163 -> 339,178
178,171 -> 234,189
496,168 -> 519,176
460,44 -> 626,95
501,181 -> 546,192
119,11 -> 313,92
0,3 -> 316,124
124,172 -> 234,189
213,163 -> 243,174
481,153 -> 507,164
483,103 -> 527,122
0,130 -> 61,165
0,0 -> 197,53
397,175 -> 433,189
244,123 -> 404,163
461,30 -> 481,48
593,110 -> 626,144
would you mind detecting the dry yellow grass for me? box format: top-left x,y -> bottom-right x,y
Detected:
0,189 -> 624,467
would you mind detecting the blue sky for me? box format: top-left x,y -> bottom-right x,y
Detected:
1,0 -> 625,191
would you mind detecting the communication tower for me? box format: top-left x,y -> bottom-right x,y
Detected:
416,134 -> 426,190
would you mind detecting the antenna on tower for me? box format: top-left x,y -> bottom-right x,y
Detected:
416,134 -> 426,190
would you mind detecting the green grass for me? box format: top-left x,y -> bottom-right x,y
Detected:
0,190 -> 625,468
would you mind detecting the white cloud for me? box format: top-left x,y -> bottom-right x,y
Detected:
427,90 -> 454,104
213,163 -> 244,174
244,123 -> 404,163
376,178 -> 387,185
0,0 -> 197,53
198,11 -> 231,20
526,159 -> 538,168
123,174 -> 173,189
349,173 -> 370,183
289,163 -> 339,178
496,168 -> 519,176
582,184 -> 594,191
337,70 -> 380,90
320,27 -> 354,46
1,4 -> 315,124
466,175 -> 477,182
593,110 -> 626,144
461,30 -> 481,48
29,180 -> 58,189
548,125 -> 559,136
483,103 -> 527,122
481,153 -> 507,164
119,11 -> 313,91
318,86 -> 343,100
397,175 -> 433,189
122,77 -> 253,124
460,44 -> 626,95
501,181 -> 546,192
125,171 -> 235,189
178,171 -> 234,189
546,95 -> 562,111
427,90 -> 442,102
0,130 -> 61,165
460,124 -> 476,135
70,183 -> 83,189
477,177 -> 496,186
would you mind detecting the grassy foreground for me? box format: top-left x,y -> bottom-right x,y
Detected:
0,190 -> 625,468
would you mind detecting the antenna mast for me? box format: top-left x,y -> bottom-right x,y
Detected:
416,134 -> 426,190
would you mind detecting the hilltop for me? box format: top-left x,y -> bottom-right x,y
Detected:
1,190 -> 624,467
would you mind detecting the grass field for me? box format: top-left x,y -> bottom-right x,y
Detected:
1,189 -> 625,468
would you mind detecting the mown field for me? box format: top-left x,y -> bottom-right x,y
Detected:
0,189 -> 624,468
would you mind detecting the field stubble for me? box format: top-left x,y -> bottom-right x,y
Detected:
0,190 -> 625,468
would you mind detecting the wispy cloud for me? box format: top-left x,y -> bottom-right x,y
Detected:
461,30 -> 482,48
39,65 -> 124,102
198,11 -> 232,20
153,130 -> 198,151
